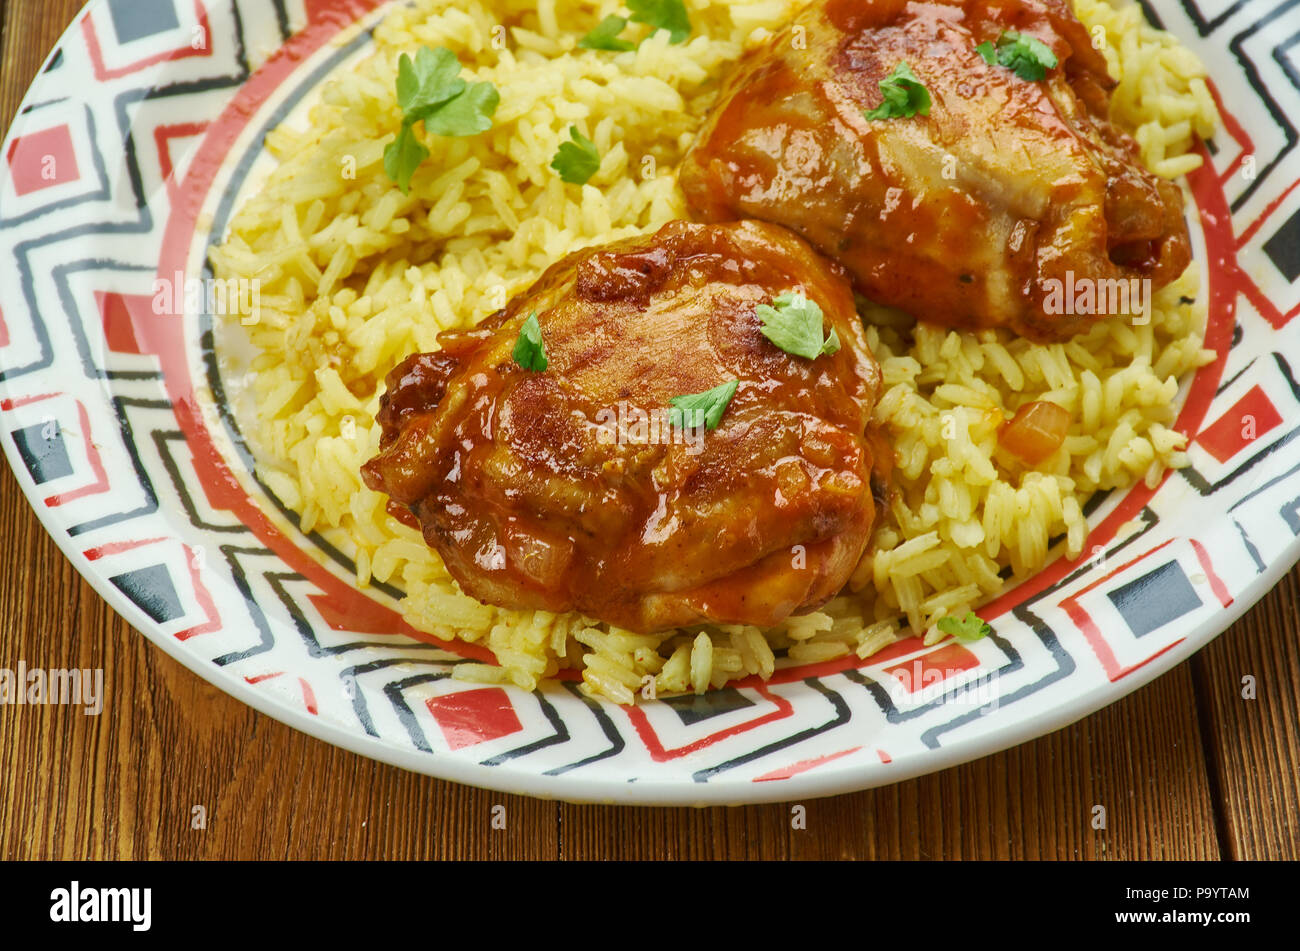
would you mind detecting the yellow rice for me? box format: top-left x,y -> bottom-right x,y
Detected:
210,0 -> 1220,703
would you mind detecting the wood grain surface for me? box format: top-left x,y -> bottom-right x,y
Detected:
0,0 -> 1296,861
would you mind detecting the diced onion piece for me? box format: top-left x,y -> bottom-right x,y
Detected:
999,400 -> 1070,465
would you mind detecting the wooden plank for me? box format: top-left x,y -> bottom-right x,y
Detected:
1193,565 -> 1300,860
0,0 -> 80,129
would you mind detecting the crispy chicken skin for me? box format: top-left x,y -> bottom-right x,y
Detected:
362,220 -> 887,633
679,0 -> 1192,340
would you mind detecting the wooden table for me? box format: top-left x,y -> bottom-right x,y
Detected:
2,0 -> 1297,861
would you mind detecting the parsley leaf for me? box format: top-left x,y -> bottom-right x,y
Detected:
669,380 -> 739,431
755,291 -> 841,360
998,33 -> 1058,81
421,80 -> 500,137
936,611 -> 992,643
978,31 -> 1059,82
862,61 -> 931,121
628,0 -> 692,45
383,46 -> 501,194
579,14 -> 636,51
396,46 -> 466,117
512,312 -> 548,372
383,123 -> 430,196
551,126 -> 602,185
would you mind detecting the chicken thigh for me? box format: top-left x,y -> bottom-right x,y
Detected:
362,220 -> 887,633
679,0 -> 1192,340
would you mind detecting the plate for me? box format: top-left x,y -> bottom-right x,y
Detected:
2,0 -> 1298,805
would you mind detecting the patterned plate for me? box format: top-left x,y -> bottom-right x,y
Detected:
2,0 -> 1299,805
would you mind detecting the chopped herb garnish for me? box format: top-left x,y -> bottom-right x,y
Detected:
628,0 -> 692,45
579,1 -> 692,51
579,14 -> 637,51
977,31 -> 1059,82
383,46 -> 500,194
862,61 -> 931,121
384,124 -> 429,197
421,80 -> 500,137
550,126 -> 602,185
755,291 -> 840,360
512,312 -> 548,371
396,46 -> 467,116
669,380 -> 738,431
936,610 -> 992,642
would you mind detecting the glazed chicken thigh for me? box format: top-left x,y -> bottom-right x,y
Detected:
679,0 -> 1191,340
362,220 -> 887,633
